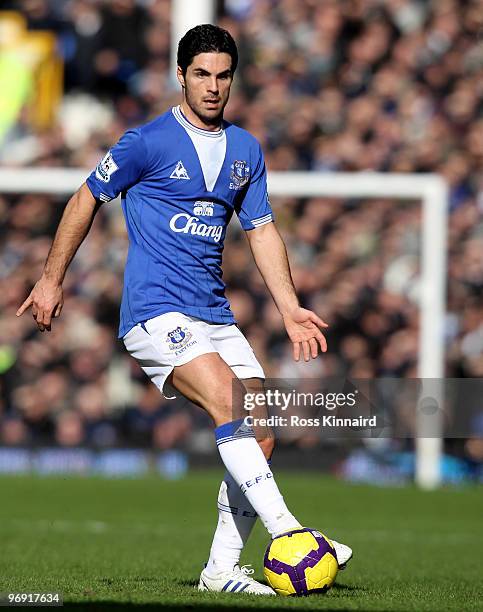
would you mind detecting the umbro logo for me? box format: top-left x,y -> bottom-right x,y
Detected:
170,160 -> 190,180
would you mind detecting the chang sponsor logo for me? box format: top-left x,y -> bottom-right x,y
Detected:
169,213 -> 224,243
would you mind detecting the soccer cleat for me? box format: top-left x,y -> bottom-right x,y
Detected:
331,539 -> 353,569
198,564 -> 276,595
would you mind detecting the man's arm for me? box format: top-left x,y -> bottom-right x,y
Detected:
245,222 -> 328,362
16,183 -> 100,332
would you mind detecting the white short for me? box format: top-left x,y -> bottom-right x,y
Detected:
122,312 -> 265,399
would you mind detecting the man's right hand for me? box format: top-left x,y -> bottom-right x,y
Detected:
16,277 -> 64,332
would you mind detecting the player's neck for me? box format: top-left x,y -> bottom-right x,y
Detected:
180,102 -> 223,132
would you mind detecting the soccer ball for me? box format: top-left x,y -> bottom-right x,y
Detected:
263,528 -> 338,596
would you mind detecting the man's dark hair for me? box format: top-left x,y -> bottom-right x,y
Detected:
177,24 -> 238,76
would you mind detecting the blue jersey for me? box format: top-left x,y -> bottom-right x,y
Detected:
86,106 -> 273,338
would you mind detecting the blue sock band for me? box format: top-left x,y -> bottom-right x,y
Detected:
215,418 -> 255,447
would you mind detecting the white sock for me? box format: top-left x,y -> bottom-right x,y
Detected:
214,418 -> 301,538
205,472 -> 257,574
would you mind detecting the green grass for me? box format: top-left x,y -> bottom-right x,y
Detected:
0,471 -> 482,611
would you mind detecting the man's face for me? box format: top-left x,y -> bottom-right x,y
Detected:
177,52 -> 233,125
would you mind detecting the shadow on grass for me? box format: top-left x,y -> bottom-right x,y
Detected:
61,584 -> 369,612
178,578 -> 365,593
62,604 -> 373,612
332,582 -> 365,592
59,578 -> 367,611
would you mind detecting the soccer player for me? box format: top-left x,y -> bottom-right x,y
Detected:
17,25 -> 352,595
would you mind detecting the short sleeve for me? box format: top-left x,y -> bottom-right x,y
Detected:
236,143 -> 274,231
86,129 -> 147,202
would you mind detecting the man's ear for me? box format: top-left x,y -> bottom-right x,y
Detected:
177,66 -> 185,88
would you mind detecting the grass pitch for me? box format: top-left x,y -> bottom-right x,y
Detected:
0,471 -> 481,611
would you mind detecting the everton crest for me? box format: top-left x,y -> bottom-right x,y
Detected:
167,326 -> 191,345
166,326 -> 196,356
229,160 -> 250,190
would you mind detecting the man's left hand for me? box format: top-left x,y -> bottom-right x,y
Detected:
282,307 -> 328,362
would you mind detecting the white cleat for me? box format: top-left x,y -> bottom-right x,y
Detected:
331,539 -> 353,569
198,564 -> 276,596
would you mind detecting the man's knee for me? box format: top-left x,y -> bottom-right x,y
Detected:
210,378 -> 247,424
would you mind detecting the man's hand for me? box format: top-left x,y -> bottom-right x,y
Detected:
15,184 -> 99,332
282,307 -> 329,362
16,277 -> 64,332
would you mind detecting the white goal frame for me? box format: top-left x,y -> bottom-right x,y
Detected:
0,168 -> 448,489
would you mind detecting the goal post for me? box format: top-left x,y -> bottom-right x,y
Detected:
0,168 -> 449,489
268,172 -> 449,491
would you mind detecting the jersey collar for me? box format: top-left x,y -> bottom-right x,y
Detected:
172,106 -> 224,138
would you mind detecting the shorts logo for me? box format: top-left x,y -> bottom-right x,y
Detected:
167,326 -> 188,344
166,326 -> 197,356
95,151 -> 119,183
229,160 -> 250,190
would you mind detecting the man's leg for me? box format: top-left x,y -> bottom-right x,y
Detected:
170,354 -> 302,538
205,378 -> 273,574
188,365 -> 354,581
123,317 -> 352,589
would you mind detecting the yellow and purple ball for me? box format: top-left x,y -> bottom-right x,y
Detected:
263,528 -> 339,596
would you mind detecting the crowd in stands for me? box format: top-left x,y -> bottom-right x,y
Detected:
0,0 -> 482,454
